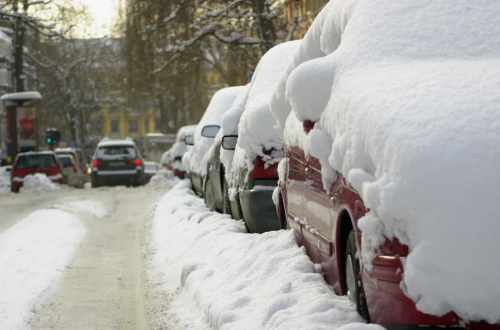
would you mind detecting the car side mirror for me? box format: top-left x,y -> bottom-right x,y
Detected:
222,135 -> 238,150
184,135 -> 195,146
201,125 -> 220,138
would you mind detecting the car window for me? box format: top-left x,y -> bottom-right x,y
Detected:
97,146 -> 137,158
75,150 -> 84,163
17,155 -> 56,168
59,156 -> 73,167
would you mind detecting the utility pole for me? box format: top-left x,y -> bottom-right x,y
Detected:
13,0 -> 26,93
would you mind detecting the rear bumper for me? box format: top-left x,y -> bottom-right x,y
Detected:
93,170 -> 143,185
12,174 -> 64,187
364,257 -> 500,330
239,187 -> 280,233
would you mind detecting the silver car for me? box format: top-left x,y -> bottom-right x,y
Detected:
57,154 -> 84,188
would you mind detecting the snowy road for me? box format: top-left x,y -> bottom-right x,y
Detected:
0,184 -> 170,330
0,180 -> 369,330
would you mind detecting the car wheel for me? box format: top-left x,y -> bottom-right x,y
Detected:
204,178 -> 215,211
91,176 -> 99,188
345,231 -> 370,321
11,185 -> 19,193
222,177 -> 231,215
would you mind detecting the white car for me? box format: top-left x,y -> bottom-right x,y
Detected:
57,154 -> 84,188
188,86 -> 246,197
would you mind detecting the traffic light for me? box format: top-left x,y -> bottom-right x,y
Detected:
46,128 -> 61,147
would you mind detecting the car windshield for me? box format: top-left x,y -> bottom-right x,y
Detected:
97,146 -> 137,158
59,156 -> 73,167
17,154 -> 56,168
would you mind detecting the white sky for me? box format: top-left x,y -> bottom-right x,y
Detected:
78,0 -> 121,37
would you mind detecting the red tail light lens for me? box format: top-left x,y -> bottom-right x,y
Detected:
93,160 -> 104,168
129,159 -> 142,166
73,164 -> 78,173
251,156 -> 278,179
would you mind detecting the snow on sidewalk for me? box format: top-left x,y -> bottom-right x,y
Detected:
0,209 -> 86,329
149,181 -> 377,330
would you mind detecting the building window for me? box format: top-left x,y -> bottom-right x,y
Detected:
155,118 -> 162,133
145,119 -> 150,133
110,120 -> 120,134
128,119 -> 138,133
92,121 -> 103,136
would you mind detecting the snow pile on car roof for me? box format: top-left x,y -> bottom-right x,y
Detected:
21,173 -> 61,193
149,181 -> 374,330
189,86 -> 245,177
218,84 -> 251,186
272,0 -> 500,323
231,41 -> 301,177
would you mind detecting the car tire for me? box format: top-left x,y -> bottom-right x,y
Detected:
345,230 -> 370,321
204,178 -> 215,211
11,184 -> 19,193
91,176 -> 99,188
222,177 -> 231,215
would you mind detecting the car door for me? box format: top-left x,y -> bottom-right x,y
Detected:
285,146 -> 306,232
302,156 -> 334,263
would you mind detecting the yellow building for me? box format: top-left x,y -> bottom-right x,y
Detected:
90,105 -> 161,139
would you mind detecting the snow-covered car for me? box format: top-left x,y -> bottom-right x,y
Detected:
57,154 -> 84,188
188,86 -> 246,197
90,138 -> 145,187
161,125 -> 197,178
10,151 -> 65,193
214,41 -> 301,233
144,161 -> 158,183
273,1 -> 500,328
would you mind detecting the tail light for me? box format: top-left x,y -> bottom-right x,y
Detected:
93,160 -> 104,168
175,171 -> 183,178
251,155 -> 279,179
73,164 -> 77,173
129,159 -> 142,166
379,237 -> 409,257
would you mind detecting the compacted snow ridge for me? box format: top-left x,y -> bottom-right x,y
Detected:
149,181 -> 374,330
0,209 -> 86,329
20,173 -> 61,193
55,200 -> 108,219
270,0 -> 500,323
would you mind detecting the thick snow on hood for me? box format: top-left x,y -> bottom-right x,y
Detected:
189,86 -> 245,176
217,84 -> 251,183
236,41 -> 302,170
273,0 -> 500,324
164,125 -> 197,171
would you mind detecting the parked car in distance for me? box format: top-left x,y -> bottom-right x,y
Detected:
144,161 -> 158,183
57,154 -> 84,188
188,86 -> 246,197
10,151 -> 65,193
73,147 -> 90,183
91,138 -> 145,187
161,125 -> 197,179
217,41 -> 301,233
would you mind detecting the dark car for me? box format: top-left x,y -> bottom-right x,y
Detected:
10,151 -> 65,193
90,138 -> 145,187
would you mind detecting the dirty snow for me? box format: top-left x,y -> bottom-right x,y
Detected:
149,181 -> 371,330
20,173 -> 61,193
55,200 -> 107,218
0,166 -> 10,194
0,209 -> 86,329
272,0 -> 500,323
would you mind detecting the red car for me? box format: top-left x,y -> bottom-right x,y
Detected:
276,121 -> 500,330
11,151 -> 65,193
